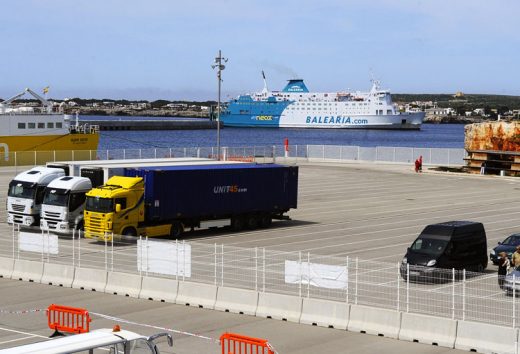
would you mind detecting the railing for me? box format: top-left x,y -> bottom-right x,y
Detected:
4,228 -> 518,329
0,145 -> 467,169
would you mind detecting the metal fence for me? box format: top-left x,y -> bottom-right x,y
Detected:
0,145 -> 467,169
4,227 -> 519,328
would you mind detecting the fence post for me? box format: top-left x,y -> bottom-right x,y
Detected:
406,263 -> 410,313
111,235 -> 114,272
514,274 -> 516,328
34,151 -> 37,166
298,251 -> 302,298
145,237 -> 149,277
138,236 -> 142,276
221,244 -> 224,287
307,252 -> 311,298
40,229 -> 44,263
154,148 -> 157,159
263,248 -> 266,293
175,240 -> 179,281
182,240 -> 186,281
104,237 -> 107,270
78,230 -> 81,268
346,256 -> 349,303
12,224 -> 15,259
255,247 -> 258,292
214,243 -> 217,286
462,269 -> 466,321
355,257 -> 359,305
452,268 -> 455,320
72,229 -> 75,267
397,262 -> 400,311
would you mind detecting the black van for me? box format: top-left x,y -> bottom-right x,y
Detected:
401,221 -> 488,279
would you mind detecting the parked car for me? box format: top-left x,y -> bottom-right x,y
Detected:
504,266 -> 520,296
490,233 -> 520,265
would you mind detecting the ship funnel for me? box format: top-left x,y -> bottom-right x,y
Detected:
282,79 -> 309,93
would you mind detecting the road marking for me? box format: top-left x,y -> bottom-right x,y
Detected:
0,335 -> 37,345
0,326 -> 47,339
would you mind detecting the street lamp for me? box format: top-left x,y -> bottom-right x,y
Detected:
211,50 -> 227,161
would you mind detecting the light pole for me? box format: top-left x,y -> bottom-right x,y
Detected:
212,50 -> 227,161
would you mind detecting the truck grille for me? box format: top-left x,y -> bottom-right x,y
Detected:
11,204 -> 25,212
43,211 -> 61,219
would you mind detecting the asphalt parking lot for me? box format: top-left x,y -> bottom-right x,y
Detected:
0,162 -> 517,353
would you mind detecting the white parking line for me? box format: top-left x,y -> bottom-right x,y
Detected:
0,335 -> 37,345
0,326 -> 47,340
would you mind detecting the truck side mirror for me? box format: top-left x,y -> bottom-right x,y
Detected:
115,204 -> 121,213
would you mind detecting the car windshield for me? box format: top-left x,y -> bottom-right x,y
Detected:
85,196 -> 114,213
502,235 -> 520,246
8,180 -> 36,199
43,188 -> 69,207
410,237 -> 449,256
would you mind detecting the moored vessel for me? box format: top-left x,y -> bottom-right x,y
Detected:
0,88 -> 99,154
220,75 -> 424,129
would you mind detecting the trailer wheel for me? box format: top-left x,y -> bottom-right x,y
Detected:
231,217 -> 244,231
170,222 -> 183,238
246,215 -> 259,230
259,215 -> 272,228
122,227 -> 137,237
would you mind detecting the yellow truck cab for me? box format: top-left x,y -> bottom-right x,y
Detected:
84,176 -> 144,240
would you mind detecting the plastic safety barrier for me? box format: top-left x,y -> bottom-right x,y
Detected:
220,332 -> 274,354
47,304 -> 91,334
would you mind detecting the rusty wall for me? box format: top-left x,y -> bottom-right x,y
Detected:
464,121 -> 520,152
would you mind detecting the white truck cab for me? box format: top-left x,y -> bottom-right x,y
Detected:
40,176 -> 92,234
7,167 -> 65,227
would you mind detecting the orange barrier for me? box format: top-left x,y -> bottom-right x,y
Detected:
220,333 -> 274,354
47,304 -> 91,334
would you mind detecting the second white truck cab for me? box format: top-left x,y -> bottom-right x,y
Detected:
40,176 -> 92,234
7,167 -> 65,226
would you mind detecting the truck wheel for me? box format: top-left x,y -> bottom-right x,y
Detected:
75,220 -> 84,231
259,215 -> 272,228
170,222 -> 183,238
122,227 -> 137,237
231,217 -> 244,231
246,215 -> 259,230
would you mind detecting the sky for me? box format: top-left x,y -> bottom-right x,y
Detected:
1,0 -> 519,100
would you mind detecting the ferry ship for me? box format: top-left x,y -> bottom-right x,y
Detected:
220,76 -> 424,129
0,88 -> 99,154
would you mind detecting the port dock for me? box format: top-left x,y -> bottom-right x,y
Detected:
81,118 -> 219,130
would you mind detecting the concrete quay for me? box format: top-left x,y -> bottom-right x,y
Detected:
82,118 -> 219,130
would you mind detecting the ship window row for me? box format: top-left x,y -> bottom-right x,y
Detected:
18,122 -> 62,129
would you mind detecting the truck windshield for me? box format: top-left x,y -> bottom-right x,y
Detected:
8,180 -> 36,199
410,238 -> 449,256
43,188 -> 70,207
86,196 -> 114,213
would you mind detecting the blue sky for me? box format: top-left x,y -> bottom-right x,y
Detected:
1,0 -> 519,100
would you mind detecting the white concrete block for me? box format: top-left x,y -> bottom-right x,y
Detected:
176,281 -> 217,309
105,271 -> 142,298
41,263 -> 75,287
300,298 -> 349,330
72,267 -> 107,292
11,259 -> 43,283
0,257 -> 14,279
455,320 -> 518,354
139,276 -> 178,303
215,287 -> 258,315
347,304 -> 401,339
399,312 -> 456,348
256,292 -> 302,323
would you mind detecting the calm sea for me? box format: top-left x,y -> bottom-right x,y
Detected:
84,116 -> 465,150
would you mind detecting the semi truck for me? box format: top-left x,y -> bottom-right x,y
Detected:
84,163 -> 298,240
40,176 -> 92,234
7,167 -> 65,226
